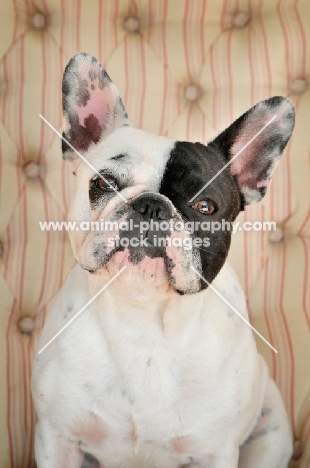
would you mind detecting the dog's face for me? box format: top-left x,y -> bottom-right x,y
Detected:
62,53 -> 295,297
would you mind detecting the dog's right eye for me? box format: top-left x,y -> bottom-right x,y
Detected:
191,199 -> 217,215
95,175 -> 119,192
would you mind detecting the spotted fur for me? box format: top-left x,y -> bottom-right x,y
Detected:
32,53 -> 295,468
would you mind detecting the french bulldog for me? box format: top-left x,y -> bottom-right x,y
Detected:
32,53 -> 295,468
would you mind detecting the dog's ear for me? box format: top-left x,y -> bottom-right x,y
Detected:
211,97 -> 295,205
62,53 -> 129,161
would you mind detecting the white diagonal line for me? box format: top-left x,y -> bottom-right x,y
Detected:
189,115 -> 277,202
39,114 -> 128,203
190,266 -> 278,354
38,266 -> 127,354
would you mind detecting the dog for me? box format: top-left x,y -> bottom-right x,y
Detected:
32,53 -> 295,468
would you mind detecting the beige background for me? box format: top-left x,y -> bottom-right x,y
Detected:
0,0 -> 309,466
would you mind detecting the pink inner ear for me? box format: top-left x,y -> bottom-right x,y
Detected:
76,87 -> 110,130
71,62 -> 121,141
230,123 -> 267,175
63,55 -> 129,153
76,65 -> 112,129
228,115 -> 276,189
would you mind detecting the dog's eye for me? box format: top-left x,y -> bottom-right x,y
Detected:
192,200 -> 217,215
95,175 -> 118,192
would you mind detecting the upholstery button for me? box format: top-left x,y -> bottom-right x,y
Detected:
23,162 -> 40,179
269,226 -> 284,243
123,16 -> 140,33
184,84 -> 202,102
292,439 -> 302,460
18,316 -> 35,335
232,11 -> 250,28
30,12 -> 48,30
290,78 -> 308,95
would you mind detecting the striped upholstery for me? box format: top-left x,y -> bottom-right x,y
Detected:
0,0 -> 309,466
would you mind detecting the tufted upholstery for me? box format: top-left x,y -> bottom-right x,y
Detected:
0,0 -> 309,467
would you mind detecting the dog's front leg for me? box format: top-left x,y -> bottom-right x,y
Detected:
35,421 -> 84,468
238,378 -> 292,468
196,450 -> 239,468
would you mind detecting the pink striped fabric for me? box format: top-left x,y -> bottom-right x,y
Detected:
0,0 -> 309,466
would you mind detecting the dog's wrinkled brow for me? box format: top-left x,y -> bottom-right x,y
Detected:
110,153 -> 128,161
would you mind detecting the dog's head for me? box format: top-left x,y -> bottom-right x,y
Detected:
62,53 -> 295,297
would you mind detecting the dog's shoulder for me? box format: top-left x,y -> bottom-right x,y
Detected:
208,262 -> 247,317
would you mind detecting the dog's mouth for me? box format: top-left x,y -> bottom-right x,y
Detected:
87,240 -> 175,276
77,194 -> 203,294
116,243 -> 170,264
80,227 -> 202,296
82,199 -> 178,274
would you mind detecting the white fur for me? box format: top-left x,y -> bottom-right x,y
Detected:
68,125 -> 175,264
66,126 -> 202,294
32,260 -> 292,467
32,86 -> 293,467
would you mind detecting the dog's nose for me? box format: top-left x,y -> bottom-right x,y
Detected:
132,194 -> 172,220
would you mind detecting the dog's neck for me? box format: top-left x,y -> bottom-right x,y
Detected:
85,270 -> 211,352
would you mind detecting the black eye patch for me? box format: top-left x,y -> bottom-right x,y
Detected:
160,141 -> 242,222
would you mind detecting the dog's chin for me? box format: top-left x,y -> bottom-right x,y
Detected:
79,239 -> 203,297
87,248 -> 178,301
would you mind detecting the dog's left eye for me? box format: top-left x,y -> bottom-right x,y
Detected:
95,175 -> 119,192
192,200 -> 217,215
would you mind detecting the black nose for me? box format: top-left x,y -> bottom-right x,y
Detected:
131,194 -> 172,220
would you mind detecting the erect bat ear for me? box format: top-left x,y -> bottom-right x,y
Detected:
211,96 -> 295,205
62,53 -> 129,162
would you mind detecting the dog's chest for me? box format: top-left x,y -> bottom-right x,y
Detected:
65,319 -> 242,466
35,265 -> 263,467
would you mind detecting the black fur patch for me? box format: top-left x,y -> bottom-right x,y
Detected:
81,452 -> 100,468
160,141 -> 242,288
